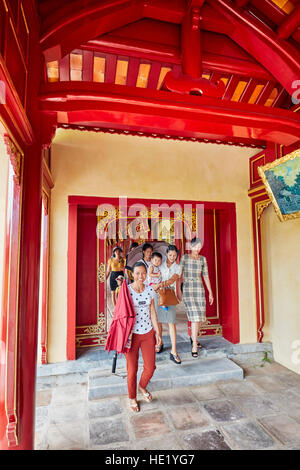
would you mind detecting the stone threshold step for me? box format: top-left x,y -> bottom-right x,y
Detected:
88,357 -> 244,401
36,347 -> 227,379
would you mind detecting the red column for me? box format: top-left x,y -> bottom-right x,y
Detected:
0,141 -> 42,450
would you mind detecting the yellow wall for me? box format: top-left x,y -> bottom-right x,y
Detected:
261,205 -> 300,374
0,140 -> 9,308
48,128 -> 259,362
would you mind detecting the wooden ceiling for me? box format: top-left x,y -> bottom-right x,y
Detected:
37,0 -> 300,148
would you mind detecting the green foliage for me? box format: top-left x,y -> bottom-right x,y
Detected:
260,351 -> 271,367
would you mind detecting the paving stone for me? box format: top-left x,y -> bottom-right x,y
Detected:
134,434 -> 183,450
182,429 -> 231,450
54,372 -> 87,386
217,380 -> 259,397
191,384 -> 226,401
170,358 -> 243,387
288,408 -> 300,425
241,362 -> 287,378
36,390 -> 52,407
157,389 -> 196,407
49,402 -> 87,424
202,399 -> 246,422
51,384 -> 87,406
266,390 -> 300,413
259,414 -> 300,446
129,411 -> 171,439
36,375 -> 55,390
275,373 -> 300,390
89,416 -> 129,446
234,395 -> 280,417
167,404 -> 210,430
91,443 -> 133,450
221,420 -> 276,450
88,398 -> 122,419
35,406 -> 49,430
247,376 -> 288,393
46,421 -> 88,450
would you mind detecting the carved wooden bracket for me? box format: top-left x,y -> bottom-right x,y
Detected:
4,135 -> 23,186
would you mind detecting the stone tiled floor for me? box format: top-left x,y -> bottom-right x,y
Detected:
35,359 -> 300,450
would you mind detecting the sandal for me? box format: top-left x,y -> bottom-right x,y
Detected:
155,343 -> 164,354
129,400 -> 140,413
190,337 -> 204,349
191,343 -> 198,358
170,353 -> 182,364
138,386 -> 153,402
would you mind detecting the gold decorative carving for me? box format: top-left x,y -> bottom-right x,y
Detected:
4,135 -> 22,186
97,263 -> 106,283
83,313 -> 106,335
258,148 -> 300,222
256,200 -> 271,220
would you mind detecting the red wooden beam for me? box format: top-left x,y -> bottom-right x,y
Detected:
234,0 -> 250,7
84,37 -> 274,80
251,0 -> 300,42
277,4 -> 300,39
143,0 -> 185,24
181,1 -> 205,78
41,0 -> 145,61
207,0 -> 300,96
38,81 -> 300,145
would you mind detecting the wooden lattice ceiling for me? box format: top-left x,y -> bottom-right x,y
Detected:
37,0 -> 300,148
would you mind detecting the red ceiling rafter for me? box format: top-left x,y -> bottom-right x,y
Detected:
41,0 -> 145,61
277,3 -> 300,39
250,0 -> 300,43
38,81 -> 300,146
206,0 -> 300,96
85,34 -> 274,81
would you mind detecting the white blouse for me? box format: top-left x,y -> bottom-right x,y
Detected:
160,260 -> 182,287
129,284 -> 155,334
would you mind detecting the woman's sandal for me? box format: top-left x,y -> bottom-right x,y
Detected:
191,342 -> 199,358
129,400 -> 140,413
138,386 -> 153,402
190,337 -> 204,349
155,343 -> 164,354
170,353 -> 182,364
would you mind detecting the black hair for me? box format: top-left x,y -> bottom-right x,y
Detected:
151,251 -> 162,259
142,243 -> 153,252
166,244 -> 179,260
130,242 -> 139,250
167,244 -> 179,254
132,261 -> 147,272
190,237 -> 202,247
112,246 -> 123,257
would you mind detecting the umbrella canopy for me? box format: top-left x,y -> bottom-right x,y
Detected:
105,280 -> 136,355
126,241 -> 170,269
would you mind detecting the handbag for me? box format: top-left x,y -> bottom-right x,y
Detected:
158,287 -> 179,306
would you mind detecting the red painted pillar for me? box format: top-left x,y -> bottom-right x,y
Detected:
0,141 -> 42,450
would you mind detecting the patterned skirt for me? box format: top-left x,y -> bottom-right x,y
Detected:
182,279 -> 206,322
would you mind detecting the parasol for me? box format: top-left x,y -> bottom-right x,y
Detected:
126,241 -> 170,269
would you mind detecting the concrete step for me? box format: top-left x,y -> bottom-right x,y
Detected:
88,357 -> 244,400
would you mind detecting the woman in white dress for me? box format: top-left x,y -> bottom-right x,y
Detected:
152,245 -> 182,364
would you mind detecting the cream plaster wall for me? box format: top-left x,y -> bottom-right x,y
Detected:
48,128 -> 258,363
261,205 -> 300,375
0,140 -> 9,310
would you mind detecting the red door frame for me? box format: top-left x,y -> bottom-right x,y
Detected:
67,195 -> 240,360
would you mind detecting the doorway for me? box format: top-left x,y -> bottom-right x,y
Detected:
67,196 -> 240,360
